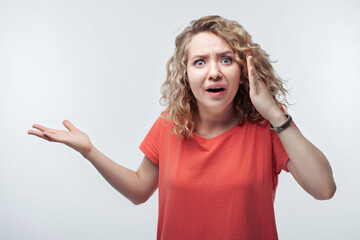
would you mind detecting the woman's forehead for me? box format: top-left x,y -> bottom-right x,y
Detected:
187,32 -> 234,58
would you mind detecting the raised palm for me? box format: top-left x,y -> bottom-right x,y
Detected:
28,120 -> 93,157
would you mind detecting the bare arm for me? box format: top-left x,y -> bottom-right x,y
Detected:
270,114 -> 336,200
84,149 -> 158,205
28,120 -> 159,205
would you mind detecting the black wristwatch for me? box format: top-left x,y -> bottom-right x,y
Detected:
270,114 -> 292,133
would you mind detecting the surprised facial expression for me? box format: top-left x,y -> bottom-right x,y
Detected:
186,32 -> 241,114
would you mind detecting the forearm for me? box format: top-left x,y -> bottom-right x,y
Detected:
83,146 -> 143,205
277,122 -> 336,200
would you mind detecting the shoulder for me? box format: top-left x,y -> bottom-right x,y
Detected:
149,110 -> 175,134
159,111 -> 175,127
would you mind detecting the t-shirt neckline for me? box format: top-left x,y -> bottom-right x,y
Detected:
192,123 -> 240,142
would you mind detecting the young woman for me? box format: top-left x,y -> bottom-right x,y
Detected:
28,15 -> 336,240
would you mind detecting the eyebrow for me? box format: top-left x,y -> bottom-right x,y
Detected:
189,50 -> 235,62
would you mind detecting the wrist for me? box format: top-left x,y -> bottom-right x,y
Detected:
82,144 -> 95,159
270,114 -> 292,134
268,110 -> 287,127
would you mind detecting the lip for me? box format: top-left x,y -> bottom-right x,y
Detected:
205,83 -> 226,91
206,90 -> 225,97
205,83 -> 226,98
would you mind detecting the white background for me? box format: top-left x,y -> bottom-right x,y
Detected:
1,0 -> 359,239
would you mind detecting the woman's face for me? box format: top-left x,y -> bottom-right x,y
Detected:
186,32 -> 241,115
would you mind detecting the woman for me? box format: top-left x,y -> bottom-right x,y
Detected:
28,15 -> 336,240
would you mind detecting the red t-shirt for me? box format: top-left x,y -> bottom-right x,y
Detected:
140,115 -> 289,240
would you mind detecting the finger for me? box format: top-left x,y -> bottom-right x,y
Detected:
32,124 -> 56,134
246,53 -> 259,93
28,130 -> 53,142
43,131 -> 65,143
257,78 -> 268,91
63,120 -> 77,131
32,124 -> 47,132
246,52 -> 260,79
43,132 -> 56,141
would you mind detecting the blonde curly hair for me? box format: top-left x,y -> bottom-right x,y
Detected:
160,15 -> 288,138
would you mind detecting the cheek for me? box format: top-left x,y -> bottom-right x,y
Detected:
187,69 -> 206,90
227,68 -> 241,97
227,66 -> 242,85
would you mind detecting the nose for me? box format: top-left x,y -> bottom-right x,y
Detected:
207,61 -> 222,80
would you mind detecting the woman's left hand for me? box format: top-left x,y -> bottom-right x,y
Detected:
246,52 -> 285,126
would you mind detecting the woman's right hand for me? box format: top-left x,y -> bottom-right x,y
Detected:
28,120 -> 93,157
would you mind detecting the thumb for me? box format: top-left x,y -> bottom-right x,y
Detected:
247,55 -> 259,94
63,120 -> 77,131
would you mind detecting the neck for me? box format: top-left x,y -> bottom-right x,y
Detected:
194,104 -> 238,138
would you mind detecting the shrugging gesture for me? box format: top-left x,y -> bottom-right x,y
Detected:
28,120 -> 159,205
28,120 -> 93,157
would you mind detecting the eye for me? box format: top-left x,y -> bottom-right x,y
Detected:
221,57 -> 232,64
194,59 -> 205,66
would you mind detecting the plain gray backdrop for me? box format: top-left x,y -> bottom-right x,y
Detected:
1,0 -> 359,239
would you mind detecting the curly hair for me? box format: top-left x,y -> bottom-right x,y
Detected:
160,15 -> 288,138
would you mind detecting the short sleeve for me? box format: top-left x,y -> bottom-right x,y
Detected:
139,116 -> 163,165
272,129 -> 290,174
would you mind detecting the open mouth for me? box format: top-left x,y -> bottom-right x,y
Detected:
206,87 -> 225,93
